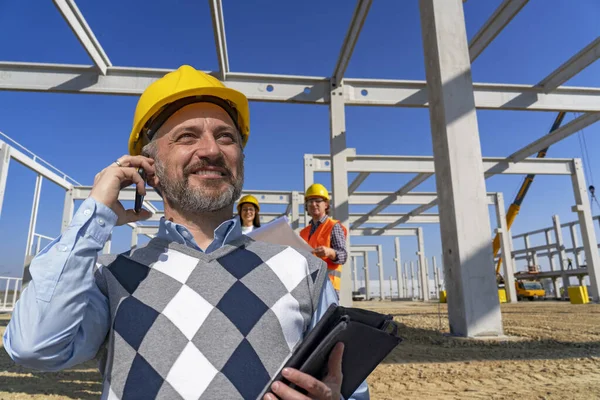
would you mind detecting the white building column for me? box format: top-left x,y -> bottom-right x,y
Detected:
495,193 -> 517,303
544,229 -> 560,298
410,261 -> 415,299
377,245 -> 385,301
0,143 -> 10,219
569,224 -> 581,268
416,227 -> 429,301
363,252 -> 371,301
352,256 -> 359,292
570,159 -> 600,302
394,237 -> 403,300
553,215 -> 571,299
329,85 -> 352,306
419,0 -> 503,336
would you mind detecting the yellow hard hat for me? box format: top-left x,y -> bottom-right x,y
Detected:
128,65 -> 250,156
237,194 -> 260,212
305,183 -> 330,201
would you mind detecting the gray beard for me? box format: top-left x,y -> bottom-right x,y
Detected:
155,160 -> 244,214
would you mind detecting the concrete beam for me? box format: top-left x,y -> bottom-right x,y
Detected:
419,0 -> 503,336
509,112 -> 600,163
209,0 -> 229,80
332,0 -> 372,86
468,0 -> 529,62
2,62 -> 600,111
52,0 -> 111,74
538,37 -> 600,93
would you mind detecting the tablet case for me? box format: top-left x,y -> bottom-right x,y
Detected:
261,304 -> 403,398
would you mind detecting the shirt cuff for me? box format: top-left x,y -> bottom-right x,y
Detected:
74,198 -> 118,245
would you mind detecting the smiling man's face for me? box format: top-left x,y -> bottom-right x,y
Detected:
149,102 -> 244,214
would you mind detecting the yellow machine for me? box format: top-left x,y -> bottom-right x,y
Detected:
515,280 -> 545,301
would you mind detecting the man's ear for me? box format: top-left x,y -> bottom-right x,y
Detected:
147,174 -> 160,189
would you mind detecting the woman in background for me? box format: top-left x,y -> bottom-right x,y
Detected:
237,194 -> 261,234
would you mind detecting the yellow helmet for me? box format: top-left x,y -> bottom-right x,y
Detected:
237,194 -> 260,212
128,64 -> 250,156
305,183 -> 330,201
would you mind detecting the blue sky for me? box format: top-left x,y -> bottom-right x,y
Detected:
0,0 -> 599,290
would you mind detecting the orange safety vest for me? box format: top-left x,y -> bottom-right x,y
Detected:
300,217 -> 348,291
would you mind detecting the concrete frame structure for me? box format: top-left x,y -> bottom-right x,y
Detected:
0,0 -> 598,337
509,214 -> 600,299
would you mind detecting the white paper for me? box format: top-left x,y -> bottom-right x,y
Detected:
247,216 -> 314,253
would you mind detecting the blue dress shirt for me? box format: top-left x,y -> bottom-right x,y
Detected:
3,197 -> 369,399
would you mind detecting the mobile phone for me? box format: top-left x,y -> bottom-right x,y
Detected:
134,167 -> 146,213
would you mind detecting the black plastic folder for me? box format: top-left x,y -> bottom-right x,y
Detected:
263,304 -> 403,398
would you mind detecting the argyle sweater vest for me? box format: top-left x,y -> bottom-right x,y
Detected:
93,235 -> 328,400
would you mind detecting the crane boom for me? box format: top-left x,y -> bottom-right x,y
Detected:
494,111 -> 567,275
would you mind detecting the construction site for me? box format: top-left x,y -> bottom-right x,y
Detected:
1,0 -> 600,399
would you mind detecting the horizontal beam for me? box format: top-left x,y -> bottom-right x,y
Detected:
71,186 -> 295,204
350,245 -> 379,253
332,0 -> 372,86
538,37 -> 600,93
469,0 -> 529,62
135,224 -> 419,237
350,227 -> 418,237
309,153 -> 574,175
7,143 -> 73,190
513,268 -> 589,280
513,215 -> 600,239
52,0 -> 111,75
2,62 -> 600,111
509,113 -> 600,162
343,78 -> 600,112
511,243 -> 555,256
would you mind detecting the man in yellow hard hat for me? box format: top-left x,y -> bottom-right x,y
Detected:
4,65 -> 369,400
300,183 -> 348,297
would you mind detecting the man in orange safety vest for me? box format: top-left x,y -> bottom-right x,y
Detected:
299,183 -> 348,297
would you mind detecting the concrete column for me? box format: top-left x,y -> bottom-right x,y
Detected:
131,226 -> 139,248
416,260 -> 422,300
570,159 -> 600,302
0,143 -> 10,219
569,224 -> 581,268
553,215 -> 571,299
302,156 -> 314,230
416,227 -> 429,301
291,191 -> 300,232
377,245 -> 385,300
424,257 -> 431,300
352,256 -> 358,292
329,87 -> 352,306
545,230 -> 556,271
410,261 -> 415,298
24,175 -> 43,262
544,229 -> 560,298
433,260 -> 440,299
403,262 -> 409,298
394,237 -> 403,300
524,235 -> 533,269
103,234 -> 112,254
495,193 -> 517,303
389,276 -> 393,299
364,252 -> 370,300
419,0 -> 503,337
61,188 -> 75,233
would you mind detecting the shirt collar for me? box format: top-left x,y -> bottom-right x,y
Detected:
156,215 -> 242,253
309,215 -> 329,226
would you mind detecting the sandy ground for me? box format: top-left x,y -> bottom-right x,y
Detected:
1,301 -> 599,399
